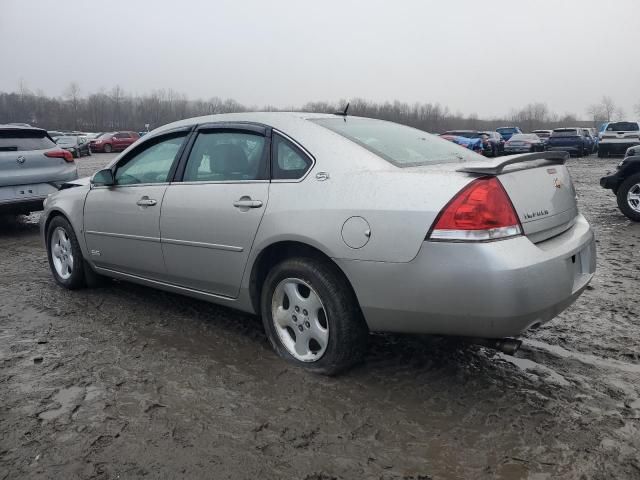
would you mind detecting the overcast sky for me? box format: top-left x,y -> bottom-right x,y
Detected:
1,0 -> 639,118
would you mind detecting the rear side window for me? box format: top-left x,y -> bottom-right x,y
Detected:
0,130 -> 56,151
272,134 -> 313,180
311,117 -> 476,167
606,122 -> 639,132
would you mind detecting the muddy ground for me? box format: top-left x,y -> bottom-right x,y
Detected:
1,153 -> 639,480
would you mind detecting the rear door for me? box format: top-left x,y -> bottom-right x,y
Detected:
84,130 -> 190,279
160,123 -> 270,297
112,133 -> 129,150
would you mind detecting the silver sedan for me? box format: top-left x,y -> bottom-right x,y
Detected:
40,113 -> 596,374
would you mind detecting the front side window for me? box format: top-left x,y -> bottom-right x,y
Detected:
272,134 -> 312,180
114,134 -> 186,185
183,131 -> 266,182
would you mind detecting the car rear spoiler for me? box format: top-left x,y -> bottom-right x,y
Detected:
457,151 -> 569,175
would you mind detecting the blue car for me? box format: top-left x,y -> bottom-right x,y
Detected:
496,126 -> 523,142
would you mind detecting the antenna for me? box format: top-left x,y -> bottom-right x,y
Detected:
333,102 -> 350,117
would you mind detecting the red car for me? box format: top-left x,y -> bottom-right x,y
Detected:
90,131 -> 140,153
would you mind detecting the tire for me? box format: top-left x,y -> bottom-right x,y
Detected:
598,146 -> 607,158
103,143 -> 112,153
616,173 -> 640,222
46,216 -> 88,289
46,216 -> 109,289
72,149 -> 79,159
261,257 -> 368,375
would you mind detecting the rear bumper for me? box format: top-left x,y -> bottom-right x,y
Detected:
337,214 -> 595,338
600,171 -> 623,191
599,141 -> 640,153
548,145 -> 580,153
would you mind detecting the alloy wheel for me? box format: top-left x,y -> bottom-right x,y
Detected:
271,278 -> 329,362
627,183 -> 640,213
50,227 -> 74,280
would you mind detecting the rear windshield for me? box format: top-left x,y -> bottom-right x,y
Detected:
56,136 -> 77,145
310,118 -> 477,167
497,128 -> 518,134
0,129 -> 56,151
533,131 -> 550,138
552,129 -> 579,137
606,122 -> 639,132
511,134 -> 537,140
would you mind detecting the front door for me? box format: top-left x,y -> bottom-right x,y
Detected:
160,126 -> 270,297
84,131 -> 189,279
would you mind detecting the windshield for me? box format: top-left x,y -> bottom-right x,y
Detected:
606,122 -> 639,132
497,128 -> 518,134
310,117 -> 477,167
533,131 -> 550,138
56,136 -> 77,145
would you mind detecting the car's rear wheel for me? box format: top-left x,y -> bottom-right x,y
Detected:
261,257 -> 368,375
598,146 -> 607,158
104,143 -> 112,153
616,173 -> 640,222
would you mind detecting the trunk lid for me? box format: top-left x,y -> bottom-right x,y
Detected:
458,152 -> 578,243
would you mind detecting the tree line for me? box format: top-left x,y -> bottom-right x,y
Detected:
1,82 -> 636,134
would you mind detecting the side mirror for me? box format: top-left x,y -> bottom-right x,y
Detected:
91,168 -> 115,187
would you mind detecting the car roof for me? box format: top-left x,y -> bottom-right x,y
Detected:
150,112 -> 341,137
0,124 -> 47,133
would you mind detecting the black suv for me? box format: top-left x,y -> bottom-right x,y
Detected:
600,145 -> 640,221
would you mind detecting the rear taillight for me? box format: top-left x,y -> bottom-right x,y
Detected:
428,177 -> 522,242
45,149 -> 74,162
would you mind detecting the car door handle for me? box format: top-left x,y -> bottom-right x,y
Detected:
136,197 -> 157,207
233,198 -> 263,209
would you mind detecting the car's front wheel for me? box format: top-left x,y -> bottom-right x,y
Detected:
261,257 -> 368,375
103,143 -> 112,153
616,173 -> 640,222
46,216 -> 107,289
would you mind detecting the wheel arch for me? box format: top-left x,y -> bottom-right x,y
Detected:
247,240 -> 363,317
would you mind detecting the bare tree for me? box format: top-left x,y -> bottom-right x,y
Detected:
64,82 -> 82,129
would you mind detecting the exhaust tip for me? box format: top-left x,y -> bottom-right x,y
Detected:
465,337 -> 523,355
495,338 -> 522,356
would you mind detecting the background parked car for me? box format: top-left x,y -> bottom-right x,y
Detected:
532,129 -> 552,148
581,128 -> 596,154
47,130 -> 64,140
600,145 -> 640,220
598,121 -> 640,158
547,128 -> 590,157
0,125 -> 77,214
55,135 -> 91,158
89,131 -> 140,153
481,131 -> 505,156
439,133 -> 484,153
496,126 -> 523,141
504,133 -> 545,154
441,130 -> 497,156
